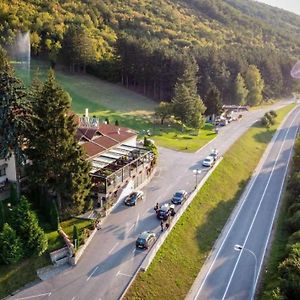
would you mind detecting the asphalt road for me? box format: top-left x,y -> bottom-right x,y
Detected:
9,100 -> 295,300
187,104 -> 300,300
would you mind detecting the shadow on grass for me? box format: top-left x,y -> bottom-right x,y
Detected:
195,178 -> 250,253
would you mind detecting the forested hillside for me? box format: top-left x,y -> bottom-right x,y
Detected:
1,0 -> 300,106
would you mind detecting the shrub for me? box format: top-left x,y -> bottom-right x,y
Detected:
287,231 -> 300,250
261,116 -> 270,128
288,203 -> 300,217
269,110 -> 277,118
278,243 -> 300,300
0,223 -> 23,264
287,172 -> 300,197
288,210 -> 300,233
50,200 -> 60,230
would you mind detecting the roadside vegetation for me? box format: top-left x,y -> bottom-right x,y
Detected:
124,103 -> 296,300
258,135 -> 300,300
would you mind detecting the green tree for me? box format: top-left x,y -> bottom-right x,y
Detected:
172,59 -> 206,128
0,49 -> 32,200
155,102 -> 173,124
0,223 -> 23,264
9,196 -> 48,256
233,73 -> 249,105
245,65 -> 264,106
278,243 -> 300,299
0,201 -> 4,230
26,70 -> 92,216
204,86 -> 223,116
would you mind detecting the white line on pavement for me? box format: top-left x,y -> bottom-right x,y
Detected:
116,271 -> 133,278
86,266 -> 99,281
136,213 -> 140,225
221,110 -> 300,300
71,297 -> 75,300
193,108 -> 296,300
128,223 -> 135,232
15,292 -> 51,300
108,242 -> 119,254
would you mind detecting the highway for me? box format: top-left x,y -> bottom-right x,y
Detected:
187,104 -> 300,300
9,100 -> 295,300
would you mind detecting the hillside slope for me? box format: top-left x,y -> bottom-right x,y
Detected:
1,0 -> 299,103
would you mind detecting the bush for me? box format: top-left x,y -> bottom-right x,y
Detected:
288,172 -> 300,197
269,110 -> 277,118
261,116 -> 270,128
278,243 -> 300,300
288,203 -> 300,217
50,200 -> 60,230
0,223 -> 23,264
288,210 -> 300,233
287,231 -> 300,250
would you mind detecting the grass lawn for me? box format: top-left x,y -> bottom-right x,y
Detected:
124,103 -> 296,300
13,60 -> 217,152
0,217 -> 92,299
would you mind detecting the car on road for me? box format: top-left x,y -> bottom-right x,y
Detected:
202,156 -> 215,167
136,231 -> 156,249
171,190 -> 188,205
156,203 -> 175,220
210,148 -> 219,161
124,191 -> 144,206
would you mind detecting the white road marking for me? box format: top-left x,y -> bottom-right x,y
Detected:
108,242 -> 119,254
71,297 -> 75,300
221,110 -> 300,300
193,108 -> 299,300
86,266 -> 99,281
136,213 -> 140,225
116,271 -> 133,278
128,223 -> 135,232
15,292 -> 51,300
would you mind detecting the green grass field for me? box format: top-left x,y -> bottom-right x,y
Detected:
0,218 -> 92,299
124,104 -> 296,300
13,60 -> 216,151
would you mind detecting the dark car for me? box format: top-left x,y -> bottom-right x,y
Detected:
124,191 -> 144,206
156,203 -> 175,220
136,231 -> 156,249
171,190 -> 188,205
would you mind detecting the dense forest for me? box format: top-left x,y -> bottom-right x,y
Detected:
1,0 -> 300,106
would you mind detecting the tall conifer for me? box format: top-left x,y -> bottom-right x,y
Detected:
27,70 -> 92,216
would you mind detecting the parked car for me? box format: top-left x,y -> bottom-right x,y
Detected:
219,119 -> 228,126
202,156 -> 215,167
157,203 -> 175,220
124,191 -> 144,206
172,190 -> 188,205
210,148 -> 219,161
136,231 -> 156,249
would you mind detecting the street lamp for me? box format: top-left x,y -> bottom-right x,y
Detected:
234,244 -> 258,300
193,169 -> 202,189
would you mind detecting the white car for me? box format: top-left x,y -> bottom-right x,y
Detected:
202,156 -> 215,167
210,148 -> 219,161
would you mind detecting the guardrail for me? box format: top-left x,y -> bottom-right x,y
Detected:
119,158 -> 223,299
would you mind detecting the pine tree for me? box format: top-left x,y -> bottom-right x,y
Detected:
204,86 -> 223,116
245,65 -> 264,106
26,70 -> 92,216
0,48 -> 32,200
9,196 -> 48,256
172,58 -> 206,128
0,223 -> 23,264
233,73 -> 249,105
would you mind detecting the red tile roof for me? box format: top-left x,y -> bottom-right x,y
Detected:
76,123 -> 136,158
